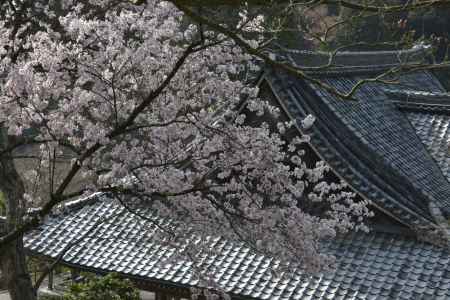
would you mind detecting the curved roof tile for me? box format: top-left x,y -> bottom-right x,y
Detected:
24,195 -> 450,300
265,67 -> 450,226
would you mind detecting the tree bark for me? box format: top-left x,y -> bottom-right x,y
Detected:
0,127 -> 36,300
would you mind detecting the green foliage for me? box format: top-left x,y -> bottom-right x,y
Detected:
63,273 -> 140,300
38,294 -> 64,300
0,191 -> 5,216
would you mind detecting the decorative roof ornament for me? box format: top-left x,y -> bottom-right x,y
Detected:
301,114 -> 316,130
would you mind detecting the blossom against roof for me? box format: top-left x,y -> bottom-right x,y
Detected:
264,52 -> 450,228
24,194 -> 450,300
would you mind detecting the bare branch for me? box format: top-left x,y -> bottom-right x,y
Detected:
171,0 -> 450,13
0,40 -> 204,249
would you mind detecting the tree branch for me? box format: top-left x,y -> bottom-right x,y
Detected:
169,0 -> 450,13
172,1 -> 364,99
0,41 -> 204,250
32,210 -> 125,293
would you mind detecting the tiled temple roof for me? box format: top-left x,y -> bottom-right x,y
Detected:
383,89 -> 450,184
264,49 -> 450,227
23,195 -> 450,300
13,48 -> 450,299
407,113 -> 450,183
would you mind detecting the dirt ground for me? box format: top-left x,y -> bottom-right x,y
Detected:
0,291 -> 9,300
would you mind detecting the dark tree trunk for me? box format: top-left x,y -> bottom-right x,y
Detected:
0,127 -> 36,300
1,241 -> 36,300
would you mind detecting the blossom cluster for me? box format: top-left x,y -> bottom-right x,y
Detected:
0,0 -> 371,295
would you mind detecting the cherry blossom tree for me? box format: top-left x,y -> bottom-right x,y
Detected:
0,1 -> 373,300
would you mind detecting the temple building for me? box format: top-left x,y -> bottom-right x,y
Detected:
5,48 -> 450,299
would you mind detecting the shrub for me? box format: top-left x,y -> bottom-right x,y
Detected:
63,273 -> 139,300
38,294 -> 64,300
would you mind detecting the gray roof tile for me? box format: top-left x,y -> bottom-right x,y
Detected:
24,195 -> 450,300
266,68 -> 450,225
406,112 -> 450,182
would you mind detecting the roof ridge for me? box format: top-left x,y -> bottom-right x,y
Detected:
392,102 -> 450,114
0,193 -> 102,233
279,45 -> 432,74
274,44 -> 430,56
385,88 -> 450,100
60,192 -> 104,212
386,88 -> 450,114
